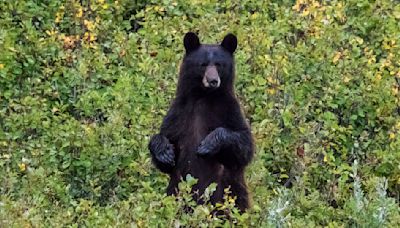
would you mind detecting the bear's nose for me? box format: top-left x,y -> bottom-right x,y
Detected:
208,79 -> 219,88
203,66 -> 221,88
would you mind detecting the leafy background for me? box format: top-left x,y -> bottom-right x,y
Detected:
1,0 -> 400,227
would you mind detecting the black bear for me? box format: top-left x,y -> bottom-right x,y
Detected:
148,32 -> 254,212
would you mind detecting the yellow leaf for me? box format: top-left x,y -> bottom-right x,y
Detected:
389,133 -> 396,139
301,9 -> 310,17
392,86 -> 399,95
267,88 -> 276,95
19,163 -> 26,172
267,76 -> 275,83
51,107 -> 59,113
85,32 -> 97,42
355,37 -> 364,45
46,30 -> 58,36
84,125 -> 92,134
76,8 -> 83,18
251,12 -> 259,20
323,155 -> 328,162
3,154 -> 11,159
55,12 -> 63,23
84,20 -> 95,31
333,52 -> 341,63
367,56 -> 376,64
0,63 -> 4,69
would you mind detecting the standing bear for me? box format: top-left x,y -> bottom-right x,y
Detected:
148,32 -> 254,211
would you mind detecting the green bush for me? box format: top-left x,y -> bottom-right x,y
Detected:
1,0 -> 400,227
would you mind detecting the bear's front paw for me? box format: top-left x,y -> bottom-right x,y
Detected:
197,128 -> 226,156
197,140 -> 217,156
155,144 -> 175,166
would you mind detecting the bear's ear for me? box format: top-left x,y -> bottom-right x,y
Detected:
221,33 -> 237,54
184,32 -> 200,53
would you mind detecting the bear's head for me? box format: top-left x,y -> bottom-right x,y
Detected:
178,32 -> 237,96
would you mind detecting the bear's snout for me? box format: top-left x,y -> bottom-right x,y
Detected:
203,65 -> 220,89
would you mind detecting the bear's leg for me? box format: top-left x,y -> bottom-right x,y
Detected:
226,170 -> 250,212
231,181 -> 249,212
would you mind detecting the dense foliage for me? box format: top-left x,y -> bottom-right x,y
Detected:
1,0 -> 400,226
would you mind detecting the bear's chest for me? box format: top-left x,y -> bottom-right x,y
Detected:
187,102 -> 223,141
176,101 -> 224,156
176,109 -> 225,184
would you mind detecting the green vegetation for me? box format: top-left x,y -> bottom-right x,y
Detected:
1,0 -> 400,227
